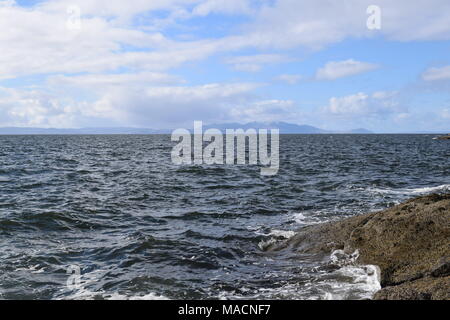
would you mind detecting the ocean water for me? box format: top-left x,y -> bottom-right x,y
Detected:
0,134 -> 449,300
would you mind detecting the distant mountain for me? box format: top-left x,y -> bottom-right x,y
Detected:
348,128 -> 374,134
204,122 -> 327,134
0,123 -> 373,135
205,122 -> 374,134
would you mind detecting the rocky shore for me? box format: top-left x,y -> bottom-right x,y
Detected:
268,193 -> 450,300
436,134 -> 450,140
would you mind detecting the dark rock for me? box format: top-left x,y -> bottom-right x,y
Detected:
436,134 -> 450,140
374,276 -> 449,300
267,193 -> 450,300
430,257 -> 450,278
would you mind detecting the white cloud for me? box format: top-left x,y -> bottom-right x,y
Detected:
1,0 -> 450,81
122,82 -> 264,127
1,0 -> 449,81
0,3 -> 176,79
0,78 -> 305,128
0,1 -> 246,80
229,99 -> 298,122
316,59 -> 379,80
422,66 -> 450,81
33,0 -> 450,48
441,108 -> 450,119
225,54 -> 288,72
274,74 -> 302,85
242,0 -> 450,50
41,0 -> 199,21
323,91 -> 405,117
192,0 -> 253,16
49,72 -> 183,88
0,87 -> 82,127
379,0 -> 450,42
0,82 -> 269,128
1,0 -> 449,131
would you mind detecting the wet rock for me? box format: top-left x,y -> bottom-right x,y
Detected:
436,134 -> 450,140
373,276 -> 449,300
430,257 -> 450,278
268,193 -> 450,300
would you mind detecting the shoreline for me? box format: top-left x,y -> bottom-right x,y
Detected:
267,193 -> 450,300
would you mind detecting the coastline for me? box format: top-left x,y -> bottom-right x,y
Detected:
267,193 -> 450,300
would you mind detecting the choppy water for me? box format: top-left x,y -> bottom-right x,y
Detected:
0,134 -> 449,300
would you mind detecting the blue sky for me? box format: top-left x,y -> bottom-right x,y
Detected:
0,0 -> 450,132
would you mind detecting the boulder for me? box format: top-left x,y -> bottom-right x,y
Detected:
267,193 -> 450,300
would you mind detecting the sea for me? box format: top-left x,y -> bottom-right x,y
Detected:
0,134 -> 449,300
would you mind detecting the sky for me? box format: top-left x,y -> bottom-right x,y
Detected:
0,0 -> 450,132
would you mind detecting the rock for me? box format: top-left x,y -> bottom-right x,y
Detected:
430,257 -> 450,278
267,193 -> 450,300
373,276 -> 449,300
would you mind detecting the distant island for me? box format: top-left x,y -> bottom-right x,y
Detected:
0,122 -> 373,135
203,122 -> 373,134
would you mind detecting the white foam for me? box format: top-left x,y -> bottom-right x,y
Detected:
105,292 -> 169,300
330,249 -> 360,266
257,229 -> 295,251
61,287 -> 169,300
258,238 -> 278,251
216,249 -> 381,300
320,250 -> 381,300
15,264 -> 45,274
321,265 -> 381,300
268,230 -> 295,238
369,184 -> 450,196
216,263 -> 381,300
56,268 -> 170,300
293,212 -> 324,225
216,282 -> 320,300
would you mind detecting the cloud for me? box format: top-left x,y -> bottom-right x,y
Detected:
1,0 -> 449,132
0,81 -> 269,128
101,82 -> 266,127
35,0 -> 450,48
41,0 -> 199,21
192,0 -> 254,16
49,72 -> 183,89
0,1 -> 247,80
229,99 -> 298,122
318,91 -> 415,131
0,2 -> 175,79
316,59 -> 379,80
1,1 -> 449,81
323,91 -> 405,118
243,0 -> 450,50
225,54 -> 288,72
422,65 -> 450,81
2,0 -> 450,80
441,108 -> 450,119
379,0 -> 450,42
0,87 -> 84,127
274,74 -> 302,85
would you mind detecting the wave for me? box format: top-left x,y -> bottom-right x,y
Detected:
369,184 -> 450,196
62,288 -> 169,300
320,250 -> 381,300
321,264 -> 381,300
215,261 -> 381,301
257,229 -> 295,251
293,212 -> 327,225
